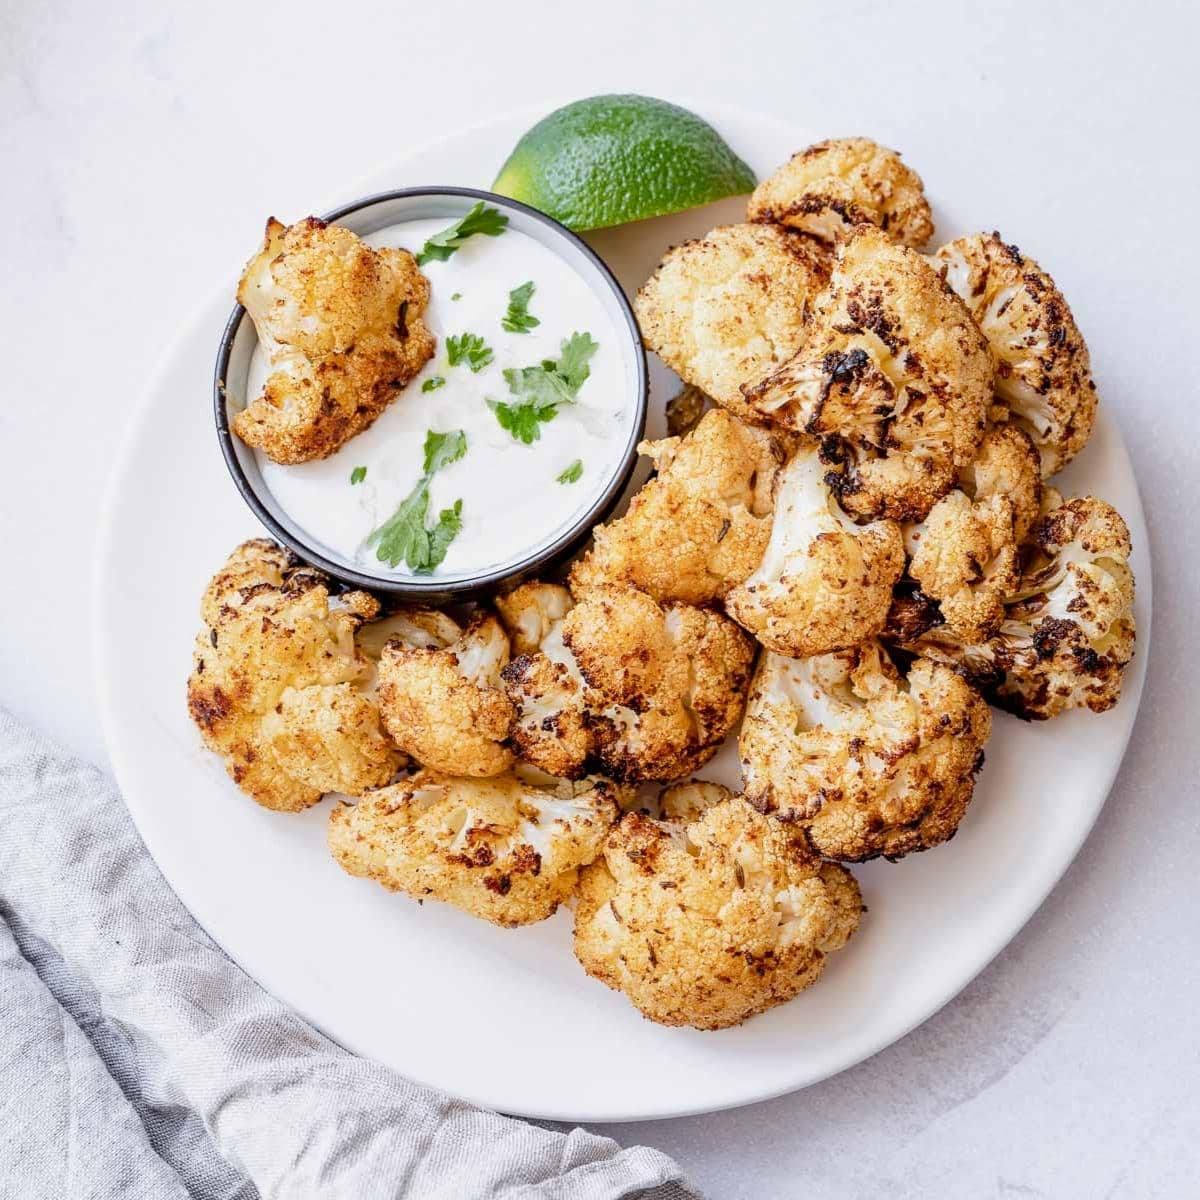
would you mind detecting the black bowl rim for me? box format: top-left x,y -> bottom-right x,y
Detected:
214,185 -> 648,601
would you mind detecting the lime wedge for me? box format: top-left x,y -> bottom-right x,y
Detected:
493,95 -> 757,232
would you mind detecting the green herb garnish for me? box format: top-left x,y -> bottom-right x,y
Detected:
552,331 -> 599,391
447,332 -> 493,373
490,332 -> 599,444
349,466 -> 367,485
488,398 -> 560,444
415,203 -> 508,266
422,428 -> 468,475
421,376 -> 446,393
557,459 -> 584,484
451,292 -> 462,301
501,280 -> 540,334
367,430 -> 467,573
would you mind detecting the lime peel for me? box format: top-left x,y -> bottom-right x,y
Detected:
493,95 -> 757,232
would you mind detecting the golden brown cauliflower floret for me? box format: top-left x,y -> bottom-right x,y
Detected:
900,496 -> 1136,720
726,443 -> 904,657
569,409 -> 789,605
634,223 -> 831,424
375,610 -> 514,777
232,217 -> 435,464
328,768 -> 623,927
574,791 -> 863,1029
744,223 -> 993,522
501,584 -> 754,782
748,137 -> 934,249
740,643 -> 991,862
960,422 -> 1045,545
495,581 -> 574,656
904,426 -> 1043,643
933,232 -> 1097,477
187,540 -> 401,812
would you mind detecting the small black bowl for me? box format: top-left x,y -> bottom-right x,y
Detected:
214,186 -> 648,604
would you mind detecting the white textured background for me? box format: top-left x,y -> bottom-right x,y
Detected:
3,2 -> 1198,1196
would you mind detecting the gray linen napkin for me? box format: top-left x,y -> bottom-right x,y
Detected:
0,708 -> 699,1199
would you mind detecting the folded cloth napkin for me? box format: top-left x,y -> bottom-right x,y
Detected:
0,708 -> 698,1200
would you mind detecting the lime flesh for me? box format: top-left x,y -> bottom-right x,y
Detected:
493,95 -> 757,232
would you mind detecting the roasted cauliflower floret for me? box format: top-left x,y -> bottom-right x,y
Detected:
748,137 -> 934,249
573,794 -> 862,1029
187,539 -> 401,812
744,223 -> 992,522
634,223 -> 831,424
375,610 -> 514,777
495,581 -> 574,656
232,217 -> 435,464
933,232 -> 1096,477
740,643 -> 991,861
905,426 -> 1043,643
960,422 -> 1044,545
901,496 -> 1135,719
502,584 -> 755,782
726,444 -> 904,657
657,779 -> 736,822
328,768 -> 622,927
569,409 -> 788,604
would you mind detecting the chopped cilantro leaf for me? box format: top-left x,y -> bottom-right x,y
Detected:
490,331 -> 599,444
447,332 -> 493,373
488,398 -> 558,445
349,465 -> 367,485
421,376 -> 446,393
555,331 -> 599,391
451,292 -> 462,301
367,429 -> 467,573
415,202 -> 508,266
501,280 -> 540,334
427,499 -> 463,565
422,427 -> 468,475
501,362 -> 574,410
557,459 -> 584,484
369,485 -> 432,571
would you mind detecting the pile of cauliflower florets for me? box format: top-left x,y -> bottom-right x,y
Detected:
189,138 -> 1136,1031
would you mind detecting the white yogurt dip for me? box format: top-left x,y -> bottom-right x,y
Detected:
248,215 -> 635,580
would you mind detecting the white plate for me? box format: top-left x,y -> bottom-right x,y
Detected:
94,105 -> 1152,1122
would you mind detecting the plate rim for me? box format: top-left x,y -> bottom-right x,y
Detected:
92,101 -> 1154,1122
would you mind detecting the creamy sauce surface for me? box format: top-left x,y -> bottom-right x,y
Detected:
250,217 -> 633,579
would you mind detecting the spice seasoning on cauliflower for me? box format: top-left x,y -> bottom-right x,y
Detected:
329,768 -> 624,927
740,642 -> 991,862
232,217 -> 435,464
374,610 -> 515,777
573,787 -> 863,1029
748,137 -> 934,249
569,409 -> 789,605
186,540 -> 401,812
743,223 -> 992,523
726,443 -> 904,657
904,425 -> 1043,644
501,583 -> 755,782
933,232 -> 1097,478
899,496 -> 1135,720
634,223 -> 831,425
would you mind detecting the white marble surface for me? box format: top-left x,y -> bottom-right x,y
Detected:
2,1 -> 1197,1196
